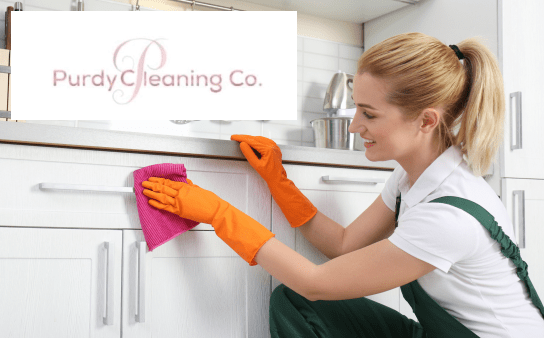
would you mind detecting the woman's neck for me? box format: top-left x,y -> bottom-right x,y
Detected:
402,142 -> 445,190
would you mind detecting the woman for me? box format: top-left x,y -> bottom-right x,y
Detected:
141,32 -> 544,337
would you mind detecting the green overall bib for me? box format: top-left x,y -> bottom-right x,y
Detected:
268,194 -> 544,337
397,193 -> 544,337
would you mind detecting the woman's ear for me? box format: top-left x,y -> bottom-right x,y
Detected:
420,108 -> 440,131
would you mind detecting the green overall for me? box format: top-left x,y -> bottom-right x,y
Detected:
269,194 -> 544,337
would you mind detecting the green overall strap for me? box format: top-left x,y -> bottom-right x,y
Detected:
396,193 -> 480,338
429,196 -> 544,319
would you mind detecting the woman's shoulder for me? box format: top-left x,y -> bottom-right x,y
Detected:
393,201 -> 482,271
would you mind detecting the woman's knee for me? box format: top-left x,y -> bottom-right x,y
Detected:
270,284 -> 288,306
270,284 -> 301,309
270,283 -> 311,310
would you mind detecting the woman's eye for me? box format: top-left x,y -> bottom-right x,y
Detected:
363,111 -> 374,119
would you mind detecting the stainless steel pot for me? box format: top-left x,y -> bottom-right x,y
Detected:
310,117 -> 365,151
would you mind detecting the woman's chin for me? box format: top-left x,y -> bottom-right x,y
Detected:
364,152 -> 378,161
364,149 -> 390,163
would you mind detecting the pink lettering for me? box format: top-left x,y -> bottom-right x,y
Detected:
112,38 -> 167,104
230,70 -> 243,86
53,70 -> 67,86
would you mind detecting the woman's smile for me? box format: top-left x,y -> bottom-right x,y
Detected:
364,140 -> 376,148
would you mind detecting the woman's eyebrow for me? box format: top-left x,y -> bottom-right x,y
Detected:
356,103 -> 378,110
352,96 -> 378,111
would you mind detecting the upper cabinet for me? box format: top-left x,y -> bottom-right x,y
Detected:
499,0 -> 544,179
239,0 -> 418,23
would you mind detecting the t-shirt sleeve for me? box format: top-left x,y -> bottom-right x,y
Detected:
380,165 -> 403,212
388,202 -> 480,273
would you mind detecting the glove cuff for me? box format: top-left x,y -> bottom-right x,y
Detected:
211,204 -> 275,266
267,177 -> 318,228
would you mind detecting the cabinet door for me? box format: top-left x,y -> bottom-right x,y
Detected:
271,164 -> 400,311
122,230 -> 271,338
501,178 -> 544,296
0,227 -> 122,338
500,0 -> 544,179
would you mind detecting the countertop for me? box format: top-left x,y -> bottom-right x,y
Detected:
0,122 -> 398,170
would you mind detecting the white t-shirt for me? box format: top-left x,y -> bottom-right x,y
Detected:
382,144 -> 544,337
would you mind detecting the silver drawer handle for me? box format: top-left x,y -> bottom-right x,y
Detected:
136,242 -> 146,323
512,190 -> 525,249
321,176 -> 385,184
103,242 -> 115,325
40,183 -> 134,193
510,91 -> 522,150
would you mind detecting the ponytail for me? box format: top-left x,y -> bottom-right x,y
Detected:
454,38 -> 505,176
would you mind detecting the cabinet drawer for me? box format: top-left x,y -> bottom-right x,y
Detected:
0,143 -> 270,231
284,163 -> 395,193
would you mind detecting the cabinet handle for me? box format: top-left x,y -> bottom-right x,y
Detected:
512,190 -> 525,249
39,183 -> 134,193
321,176 -> 385,184
136,241 -> 146,323
103,242 -> 115,325
510,92 -> 522,150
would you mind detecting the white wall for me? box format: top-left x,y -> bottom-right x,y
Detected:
2,0 -> 363,147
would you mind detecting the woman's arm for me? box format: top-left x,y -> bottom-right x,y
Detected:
254,237 -> 435,302
254,237 -> 318,300
310,239 -> 436,301
297,210 -> 345,260
297,194 -> 400,260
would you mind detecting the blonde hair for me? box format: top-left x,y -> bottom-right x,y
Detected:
357,32 -> 504,177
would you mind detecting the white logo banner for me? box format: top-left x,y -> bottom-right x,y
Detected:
11,11 -> 297,120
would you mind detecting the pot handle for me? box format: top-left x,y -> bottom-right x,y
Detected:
347,78 -> 353,90
346,73 -> 355,106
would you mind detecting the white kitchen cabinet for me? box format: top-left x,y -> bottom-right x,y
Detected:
271,163 -> 401,311
501,178 -> 544,298
0,227 -> 123,338
499,0 -> 544,180
0,143 -> 272,337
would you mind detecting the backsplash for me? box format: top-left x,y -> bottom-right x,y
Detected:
1,0 -> 362,146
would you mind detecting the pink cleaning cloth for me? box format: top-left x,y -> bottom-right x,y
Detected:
133,163 -> 200,251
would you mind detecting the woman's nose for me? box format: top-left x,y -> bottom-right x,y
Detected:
349,112 -> 365,134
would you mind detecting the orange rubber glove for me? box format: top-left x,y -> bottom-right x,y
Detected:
142,177 -> 275,266
230,135 -> 317,228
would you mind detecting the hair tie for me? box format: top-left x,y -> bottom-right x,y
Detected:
449,44 -> 465,60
